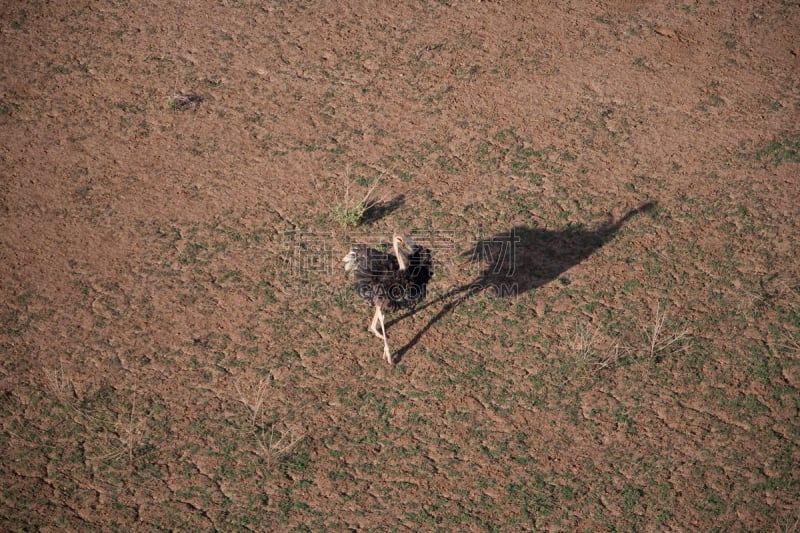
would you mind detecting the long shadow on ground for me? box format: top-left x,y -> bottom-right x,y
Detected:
391,202 -> 656,363
362,194 -> 405,225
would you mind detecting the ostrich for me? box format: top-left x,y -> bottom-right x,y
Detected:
343,233 -> 433,364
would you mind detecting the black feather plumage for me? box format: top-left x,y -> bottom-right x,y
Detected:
345,241 -> 433,312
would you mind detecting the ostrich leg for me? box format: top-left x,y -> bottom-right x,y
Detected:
377,306 -> 392,364
368,305 -> 393,363
369,305 -> 383,338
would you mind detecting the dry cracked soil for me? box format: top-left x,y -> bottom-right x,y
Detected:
1,1 -> 799,531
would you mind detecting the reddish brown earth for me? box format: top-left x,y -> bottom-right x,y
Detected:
1,1 -> 798,530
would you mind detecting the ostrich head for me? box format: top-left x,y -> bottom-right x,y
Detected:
392,233 -> 417,270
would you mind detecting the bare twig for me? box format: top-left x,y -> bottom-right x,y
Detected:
564,322 -> 625,385
333,165 -> 386,227
646,303 -> 690,359
43,359 -> 74,402
256,423 -> 306,467
234,377 -> 270,426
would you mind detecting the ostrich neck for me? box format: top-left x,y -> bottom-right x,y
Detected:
394,242 -> 409,271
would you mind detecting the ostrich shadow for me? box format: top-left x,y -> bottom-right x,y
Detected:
362,194 -> 405,225
390,201 -> 656,362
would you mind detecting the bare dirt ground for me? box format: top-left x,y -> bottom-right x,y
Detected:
1,1 -> 798,530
